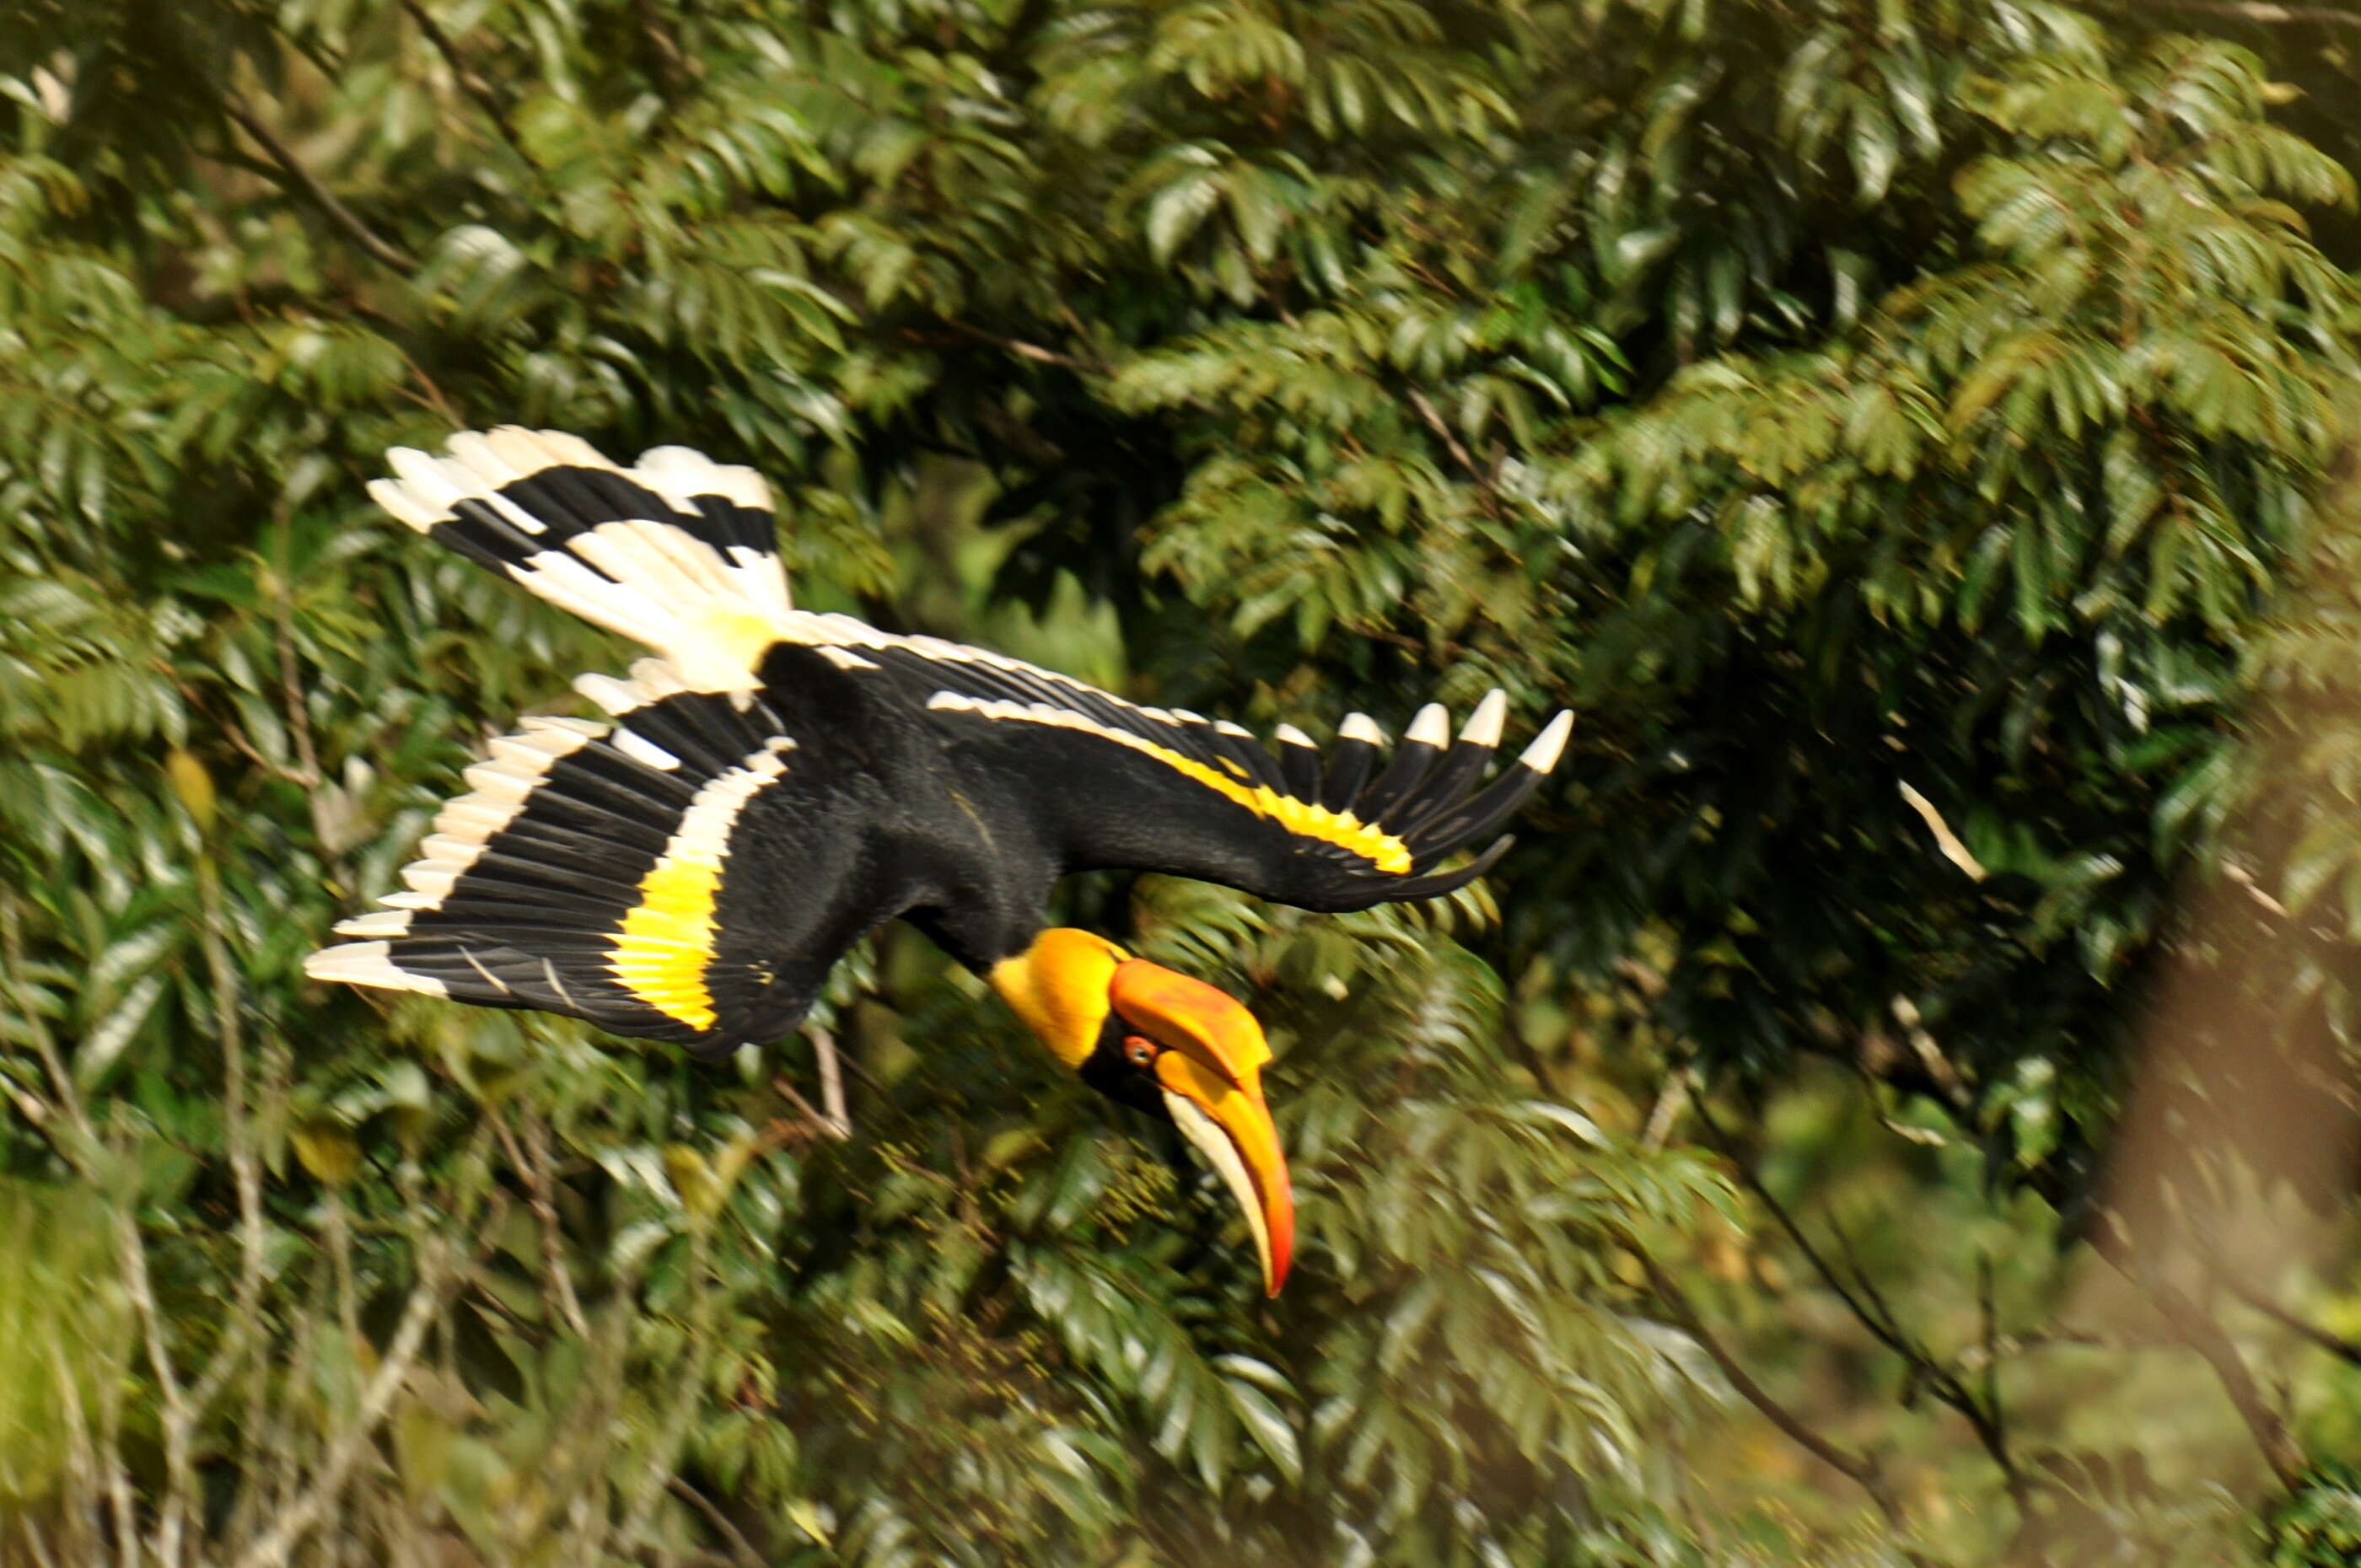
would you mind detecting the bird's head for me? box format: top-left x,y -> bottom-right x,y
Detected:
990,927 -> 1293,1295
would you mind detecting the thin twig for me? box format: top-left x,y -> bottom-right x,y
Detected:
633,0 -> 692,98
47,1337 -> 99,1568
1406,387 -> 1492,492
234,1222 -> 490,1568
1978,1253 -> 2004,1480
269,570 -> 322,791
2089,1221 -> 2307,1485
1950,1325 -> 2115,1371
773,1029 -> 852,1142
815,1027 -> 850,1139
95,1345 -> 137,1568
1638,1253 -> 1906,1528
394,0 -> 532,160
1888,995 -> 1975,1116
396,348 -> 465,429
121,1200 -> 193,1568
2218,1270 -> 2361,1366
2137,0 -> 2361,30
616,1224 -> 716,1549
1639,1071 -> 1690,1152
927,319 -> 1110,375
187,852 -> 270,1421
220,99 -> 416,271
1694,1098 -> 2029,1515
1897,781 -> 1987,881
503,1112 -> 590,1336
667,1477 -> 768,1568
2,899 -> 199,1566
1,896 -> 96,1157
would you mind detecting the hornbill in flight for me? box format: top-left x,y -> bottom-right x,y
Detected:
306,429 -> 1571,1295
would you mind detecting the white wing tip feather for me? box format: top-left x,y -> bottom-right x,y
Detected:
1340,712 -> 1385,746
1460,690 -> 1507,749
635,444 -> 774,513
305,941 -> 448,997
1406,703 -> 1449,749
332,910 -> 414,938
367,475 -> 448,531
1519,710 -> 1574,774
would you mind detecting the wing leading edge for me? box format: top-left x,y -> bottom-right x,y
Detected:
840,635 -> 1573,910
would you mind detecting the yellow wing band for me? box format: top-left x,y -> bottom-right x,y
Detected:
927,694 -> 1412,874
608,739 -> 794,1030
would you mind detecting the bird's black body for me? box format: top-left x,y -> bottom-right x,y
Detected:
306,428 -> 1568,1060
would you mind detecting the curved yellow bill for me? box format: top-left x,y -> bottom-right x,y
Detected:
1111,960 -> 1295,1296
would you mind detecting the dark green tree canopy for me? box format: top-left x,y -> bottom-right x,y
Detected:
6,1 -> 2361,1563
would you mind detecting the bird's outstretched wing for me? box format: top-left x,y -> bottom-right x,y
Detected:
340,427 -> 1568,924
821,629 -> 1573,910
306,668 -> 875,1057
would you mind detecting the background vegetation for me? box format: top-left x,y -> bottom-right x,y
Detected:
6,0 -> 2361,1562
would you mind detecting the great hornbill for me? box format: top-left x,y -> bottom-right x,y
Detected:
306,429 -> 1571,1294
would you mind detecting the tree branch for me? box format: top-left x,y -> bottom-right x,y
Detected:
922,318 -> 1110,376
234,1213 -> 500,1568
2083,1211 -> 2307,1485
815,1026 -> 850,1140
2218,1270 -> 2361,1367
1406,387 -> 1492,494
668,1476 -> 768,1568
1694,1098 -> 2030,1517
496,1112 -> 589,1336
773,1029 -> 852,1142
633,0 -> 692,99
395,0 -> 532,161
220,99 -> 416,272
1639,1253 -> 1907,1530
2144,1270 -> 2305,1485
2138,0 -> 2361,30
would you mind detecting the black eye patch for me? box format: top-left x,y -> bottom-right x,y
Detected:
1078,1013 -> 1169,1115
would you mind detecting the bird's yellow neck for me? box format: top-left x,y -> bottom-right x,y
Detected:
988,927 -> 1129,1066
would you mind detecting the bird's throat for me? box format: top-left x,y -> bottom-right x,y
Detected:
987,927 -> 1127,1067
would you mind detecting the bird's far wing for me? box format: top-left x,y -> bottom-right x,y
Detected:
369,427 -> 795,695
807,626 -> 1573,912
305,666 -> 871,1057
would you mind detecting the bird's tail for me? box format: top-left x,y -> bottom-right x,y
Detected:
368,427 -> 793,692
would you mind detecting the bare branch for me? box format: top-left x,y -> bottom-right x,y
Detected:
219,99 -> 416,272
395,0 -> 532,161
2139,1269 -> 2305,1485
2138,0 -> 2361,30
774,1029 -> 852,1142
633,0 -> 692,98
496,1113 -> 590,1336
816,1027 -> 850,1139
1,896 -> 97,1159
1640,1071 -> 1690,1152
2218,1271 -> 2361,1367
234,1222 -> 488,1568
1897,781 -> 1987,881
187,853 -> 269,1420
667,1477 -> 769,1568
1638,1253 -> 1907,1528
1693,1098 -> 2030,1514
925,319 -> 1111,375
1406,388 -> 1492,493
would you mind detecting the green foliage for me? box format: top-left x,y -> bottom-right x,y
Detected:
4,0 -> 2361,1563
2264,1463 -> 2361,1568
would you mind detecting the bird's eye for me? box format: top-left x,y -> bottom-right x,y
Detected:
1124,1036 -> 1158,1066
